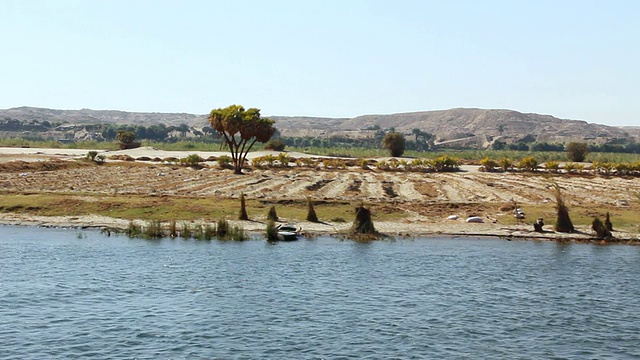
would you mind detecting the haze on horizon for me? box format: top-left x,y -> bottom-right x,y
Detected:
1,0 -> 638,127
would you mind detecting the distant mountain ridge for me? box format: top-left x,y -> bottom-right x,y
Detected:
1,106 -> 637,144
0,106 -> 208,127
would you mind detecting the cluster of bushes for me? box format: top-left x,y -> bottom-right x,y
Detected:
479,156 -> 640,176
121,219 -> 248,241
479,157 -> 538,172
376,156 -> 460,172
591,161 -> 640,176
251,153 -> 291,168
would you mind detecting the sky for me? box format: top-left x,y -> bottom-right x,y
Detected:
1,0 -> 639,126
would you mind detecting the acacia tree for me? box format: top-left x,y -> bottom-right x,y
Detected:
382,132 -> 406,157
209,105 -> 276,174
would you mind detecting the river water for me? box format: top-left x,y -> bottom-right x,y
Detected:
1,226 -> 639,359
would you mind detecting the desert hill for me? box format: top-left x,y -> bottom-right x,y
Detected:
0,106 -> 636,144
275,108 -> 634,144
0,107 -> 207,127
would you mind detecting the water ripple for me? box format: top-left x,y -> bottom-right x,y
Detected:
1,227 -> 639,359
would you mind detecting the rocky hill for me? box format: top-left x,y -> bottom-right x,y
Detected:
289,108 -> 633,143
1,106 -> 636,145
0,107 -> 207,127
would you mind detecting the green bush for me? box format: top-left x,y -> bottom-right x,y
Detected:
566,142 -> 589,162
180,154 -> 203,167
265,139 -> 286,151
545,161 -> 560,173
479,157 -> 499,172
266,220 -> 279,241
517,156 -> 538,172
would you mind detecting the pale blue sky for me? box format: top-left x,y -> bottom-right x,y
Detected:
1,0 -> 638,126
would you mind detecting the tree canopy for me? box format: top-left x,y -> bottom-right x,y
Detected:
209,105 -> 276,174
566,142 -> 589,162
382,132 -> 406,157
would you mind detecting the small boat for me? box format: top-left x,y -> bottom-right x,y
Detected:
276,224 -> 301,241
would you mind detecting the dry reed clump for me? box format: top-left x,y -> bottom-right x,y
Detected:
349,205 -> 383,241
592,217 -> 613,239
605,212 -> 613,231
306,197 -> 319,222
267,205 -> 278,221
552,183 -> 574,233
265,220 -> 279,242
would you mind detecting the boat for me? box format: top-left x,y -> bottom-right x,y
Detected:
276,224 -> 301,241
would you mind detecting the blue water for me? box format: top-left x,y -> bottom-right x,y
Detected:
1,226 -> 639,359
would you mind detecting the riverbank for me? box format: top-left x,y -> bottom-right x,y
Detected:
1,212 -> 639,244
1,147 -> 639,243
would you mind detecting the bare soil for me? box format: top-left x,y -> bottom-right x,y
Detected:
1,148 -> 639,242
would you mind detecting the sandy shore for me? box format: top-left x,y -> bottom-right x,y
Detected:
1,146 -> 639,243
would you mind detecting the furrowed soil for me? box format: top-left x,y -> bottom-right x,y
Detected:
0,148 -> 639,242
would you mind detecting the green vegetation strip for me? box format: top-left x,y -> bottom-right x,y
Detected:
0,193 -> 406,223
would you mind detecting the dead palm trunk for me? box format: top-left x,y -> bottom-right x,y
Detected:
239,192 -> 249,220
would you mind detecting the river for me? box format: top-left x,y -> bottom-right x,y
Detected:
1,226 -> 639,359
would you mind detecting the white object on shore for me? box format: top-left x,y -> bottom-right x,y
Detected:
446,215 -> 458,220
466,216 -> 484,223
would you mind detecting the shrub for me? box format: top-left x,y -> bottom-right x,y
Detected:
545,161 -> 560,173
127,221 -> 142,238
264,139 -> 286,151
216,219 -> 229,238
564,162 -> 577,173
566,142 -> 589,162
143,220 -> 164,239
592,217 -> 612,239
95,154 -> 106,164
409,158 -> 425,171
217,155 -> 233,169
180,154 -> 203,167
180,222 -> 193,239
229,225 -> 248,241
267,205 -> 278,221
479,157 -> 499,172
431,155 -> 459,172
295,157 -> 315,168
266,220 -> 279,241
387,159 -> 401,171
193,224 -> 214,240
605,212 -> 613,231
169,220 -> 177,238
86,151 -> 99,161
306,197 -> 319,222
351,206 -> 377,235
277,153 -> 290,167
553,184 -> 574,233
614,162 -> 630,176
517,156 -> 538,172
358,158 -> 369,170
382,132 -> 406,157
498,158 -> 512,172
